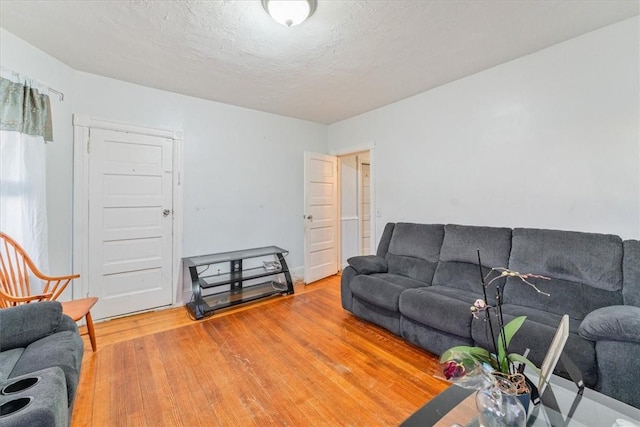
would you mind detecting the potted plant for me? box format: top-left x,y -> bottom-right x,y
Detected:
439,251 -> 551,424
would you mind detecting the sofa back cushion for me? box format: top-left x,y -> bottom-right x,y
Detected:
385,223 -> 444,284
504,228 -> 624,319
432,224 -> 512,294
376,223 -> 395,257
623,240 -> 640,307
0,301 -> 63,350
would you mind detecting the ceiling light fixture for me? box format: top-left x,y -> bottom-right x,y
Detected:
262,0 -> 317,27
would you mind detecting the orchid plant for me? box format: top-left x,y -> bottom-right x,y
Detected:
439,251 -> 551,388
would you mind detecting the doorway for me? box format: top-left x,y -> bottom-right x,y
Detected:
339,151 -> 373,269
303,147 -> 375,284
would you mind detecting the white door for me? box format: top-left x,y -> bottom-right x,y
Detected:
304,152 -> 338,284
88,128 -> 174,320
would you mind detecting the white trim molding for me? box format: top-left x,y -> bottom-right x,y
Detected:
329,141 -> 376,157
73,115 -> 182,140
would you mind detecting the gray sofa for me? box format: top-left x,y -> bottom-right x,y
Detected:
0,301 -> 84,426
341,223 -> 640,409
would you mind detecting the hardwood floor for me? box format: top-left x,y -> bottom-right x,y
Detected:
72,275 -> 449,426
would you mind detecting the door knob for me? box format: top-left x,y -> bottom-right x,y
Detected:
163,209 -> 171,217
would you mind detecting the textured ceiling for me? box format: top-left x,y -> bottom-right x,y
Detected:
1,1 -> 638,124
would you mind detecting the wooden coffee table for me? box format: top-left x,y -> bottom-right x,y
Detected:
401,373 -> 640,427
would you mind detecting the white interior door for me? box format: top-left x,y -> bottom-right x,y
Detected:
304,152 -> 338,284
88,128 -> 173,320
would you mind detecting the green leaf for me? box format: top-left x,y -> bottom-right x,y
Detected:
501,316 -> 527,348
467,347 -> 492,364
439,345 -> 491,364
508,353 -> 541,376
495,316 -> 527,373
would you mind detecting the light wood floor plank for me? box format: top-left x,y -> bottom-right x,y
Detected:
72,275 -> 448,426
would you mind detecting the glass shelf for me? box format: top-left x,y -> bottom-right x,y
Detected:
201,281 -> 288,311
199,266 -> 284,289
184,246 -> 288,267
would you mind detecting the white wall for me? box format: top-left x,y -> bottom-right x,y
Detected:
328,17 -> 640,242
1,28 -> 327,290
73,72 -> 327,276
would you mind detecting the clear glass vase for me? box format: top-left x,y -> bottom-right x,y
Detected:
475,374 -> 527,427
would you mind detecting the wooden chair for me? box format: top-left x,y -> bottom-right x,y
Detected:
0,231 -> 98,351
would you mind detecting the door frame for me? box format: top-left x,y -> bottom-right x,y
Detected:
72,115 -> 184,308
331,142 -> 376,269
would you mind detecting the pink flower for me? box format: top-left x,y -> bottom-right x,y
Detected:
470,299 -> 488,318
443,360 -> 465,380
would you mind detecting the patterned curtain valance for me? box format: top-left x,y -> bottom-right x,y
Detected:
0,76 -> 53,142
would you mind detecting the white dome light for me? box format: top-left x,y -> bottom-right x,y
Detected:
262,0 -> 317,27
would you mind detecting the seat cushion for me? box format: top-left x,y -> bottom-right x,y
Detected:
350,273 -> 427,312
399,286 -> 480,339
0,348 -> 24,381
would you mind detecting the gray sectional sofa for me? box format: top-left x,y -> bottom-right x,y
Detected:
341,222 -> 640,409
0,301 -> 84,426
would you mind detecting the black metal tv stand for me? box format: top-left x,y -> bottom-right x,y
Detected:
184,246 -> 294,320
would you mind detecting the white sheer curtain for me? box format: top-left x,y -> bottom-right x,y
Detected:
0,70 -> 51,273
0,131 -> 49,272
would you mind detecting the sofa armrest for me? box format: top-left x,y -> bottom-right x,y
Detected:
347,255 -> 388,275
579,305 -> 640,344
0,301 -> 65,350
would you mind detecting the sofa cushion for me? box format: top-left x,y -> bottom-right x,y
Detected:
350,273 -> 426,312
401,316 -> 474,356
399,286 -> 479,339
579,305 -> 640,344
347,255 -> 388,275
376,223 -> 395,257
433,224 -> 512,293
352,298 -> 401,335
439,224 -> 512,267
623,240 -> 640,307
504,228 -> 624,319
508,228 -> 623,290
385,223 -> 444,283
0,302 -> 63,350
0,348 -> 23,381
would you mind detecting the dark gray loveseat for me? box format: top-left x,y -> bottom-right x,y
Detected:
0,301 -> 84,426
341,223 -> 640,409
